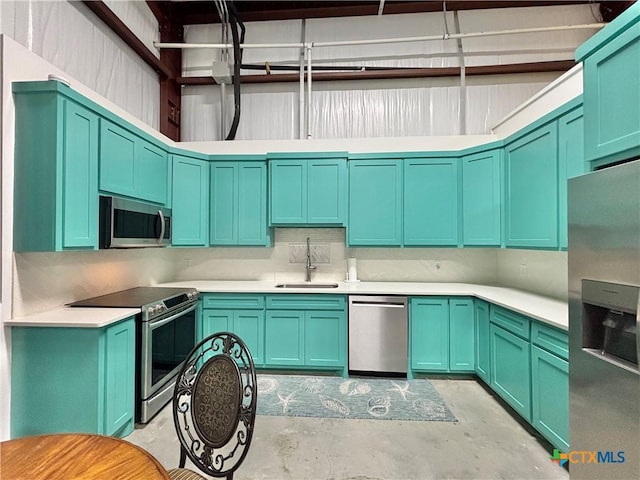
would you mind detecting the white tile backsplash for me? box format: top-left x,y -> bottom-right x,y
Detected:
496,249 -> 568,300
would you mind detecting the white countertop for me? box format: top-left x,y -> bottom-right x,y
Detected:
6,307 -> 141,328
5,281 -> 567,330
156,280 -> 568,330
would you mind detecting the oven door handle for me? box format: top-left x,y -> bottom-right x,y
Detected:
149,303 -> 198,330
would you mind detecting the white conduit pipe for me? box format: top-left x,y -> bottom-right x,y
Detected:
153,23 -> 605,51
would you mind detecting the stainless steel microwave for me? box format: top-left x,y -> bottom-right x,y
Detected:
99,196 -> 171,248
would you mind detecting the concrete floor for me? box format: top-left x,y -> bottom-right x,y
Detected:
127,378 -> 569,480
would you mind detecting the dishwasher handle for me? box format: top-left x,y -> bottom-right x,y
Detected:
350,300 -> 406,308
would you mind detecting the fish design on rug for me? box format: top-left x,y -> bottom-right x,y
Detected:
367,396 -> 391,417
339,379 -> 372,396
276,391 -> 298,413
319,395 -> 350,415
387,381 -> 415,401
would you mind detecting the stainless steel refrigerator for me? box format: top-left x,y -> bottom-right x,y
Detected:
568,159 -> 640,479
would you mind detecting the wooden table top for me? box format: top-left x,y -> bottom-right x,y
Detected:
0,433 -> 170,480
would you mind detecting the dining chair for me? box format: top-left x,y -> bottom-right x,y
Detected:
169,332 -> 257,480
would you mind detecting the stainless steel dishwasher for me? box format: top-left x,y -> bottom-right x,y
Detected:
348,295 -> 408,375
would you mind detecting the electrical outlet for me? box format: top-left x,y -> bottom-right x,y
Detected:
519,264 -> 527,276
184,258 -> 192,268
435,261 -> 441,270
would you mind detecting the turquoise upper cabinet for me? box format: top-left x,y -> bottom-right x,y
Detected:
211,160 -> 269,246
577,3 -> 640,166
462,149 -> 502,246
558,106 -> 585,249
348,159 -> 403,246
13,82 -> 99,251
269,155 -> 347,226
404,158 -> 459,246
99,119 -> 168,205
172,155 -> 209,246
504,122 -> 559,248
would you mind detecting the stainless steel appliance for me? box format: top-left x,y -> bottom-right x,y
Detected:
100,195 -> 171,248
70,287 -> 199,423
568,160 -> 640,479
348,295 -> 408,375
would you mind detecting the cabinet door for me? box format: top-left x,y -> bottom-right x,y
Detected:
99,119 -> 136,198
136,141 -> 168,205
304,310 -> 346,368
270,160 -> 306,224
104,318 -> 135,436
404,158 -> 459,246
583,24 -> 640,165
410,298 -> 449,372
531,345 -> 569,451
462,150 -> 501,246
62,100 -> 99,249
505,123 -> 559,248
265,311 -> 304,366
490,324 -> 531,421
558,107 -> 585,249
172,155 -> 209,246
475,300 -> 491,384
202,309 -> 232,338
210,162 -> 237,244
348,159 -> 403,246
237,162 -> 269,245
232,310 -> 265,367
449,298 -> 475,372
307,159 -> 347,225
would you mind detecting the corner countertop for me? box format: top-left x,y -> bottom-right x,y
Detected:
5,307 -> 141,328
156,280 -> 568,331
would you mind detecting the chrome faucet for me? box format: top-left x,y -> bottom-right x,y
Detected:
305,237 -> 316,282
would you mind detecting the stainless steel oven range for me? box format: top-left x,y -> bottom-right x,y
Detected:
69,287 -> 199,424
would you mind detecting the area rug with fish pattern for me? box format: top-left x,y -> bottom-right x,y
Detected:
256,374 -> 457,422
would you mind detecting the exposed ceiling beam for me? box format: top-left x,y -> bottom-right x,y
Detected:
82,1 -> 173,78
172,1 -> 593,25
177,60 -> 576,85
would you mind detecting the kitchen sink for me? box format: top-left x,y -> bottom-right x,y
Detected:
275,283 -> 339,288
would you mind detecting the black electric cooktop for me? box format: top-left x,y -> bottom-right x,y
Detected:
68,287 -> 197,308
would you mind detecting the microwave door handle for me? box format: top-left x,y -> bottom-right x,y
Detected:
157,210 -> 165,244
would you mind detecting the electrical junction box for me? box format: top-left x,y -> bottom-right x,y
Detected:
212,61 -> 233,84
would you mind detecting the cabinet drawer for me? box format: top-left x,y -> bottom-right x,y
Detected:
266,295 -> 346,310
202,294 -> 265,310
531,322 -> 568,360
490,306 -> 530,340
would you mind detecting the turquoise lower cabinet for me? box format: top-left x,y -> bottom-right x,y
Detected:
504,122 -> 559,249
200,294 -> 266,365
13,83 -> 99,251
449,298 -> 475,371
490,324 -> 531,421
172,155 -> 210,246
210,160 -> 269,246
11,318 -> 135,438
462,149 -> 502,246
202,309 -> 265,366
404,158 -> 459,246
531,345 -> 569,451
348,159 -> 403,246
265,310 -> 305,366
474,300 -> 491,384
304,310 -> 346,369
410,298 -> 450,372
